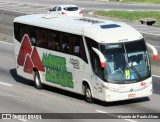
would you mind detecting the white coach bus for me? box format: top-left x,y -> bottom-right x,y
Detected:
13,14 -> 155,103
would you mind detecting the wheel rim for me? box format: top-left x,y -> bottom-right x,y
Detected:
35,75 -> 40,86
86,88 -> 91,98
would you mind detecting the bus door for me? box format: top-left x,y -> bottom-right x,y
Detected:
90,48 -> 107,98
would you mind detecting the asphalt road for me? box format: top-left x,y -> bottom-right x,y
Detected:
1,0 -> 160,11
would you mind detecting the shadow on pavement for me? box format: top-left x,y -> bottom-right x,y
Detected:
10,68 -> 150,106
94,97 -> 150,107
9,68 -> 84,101
10,68 -> 34,87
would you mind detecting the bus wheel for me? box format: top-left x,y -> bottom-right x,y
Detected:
34,71 -> 43,89
84,85 -> 93,103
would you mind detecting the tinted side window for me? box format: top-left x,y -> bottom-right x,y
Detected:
79,36 -> 87,62
49,31 -> 58,50
49,31 -> 66,52
91,51 -> 104,79
36,28 -> 49,48
29,26 -> 36,46
61,33 -> 70,54
50,31 -> 88,63
85,37 -> 99,53
85,37 -> 103,78
72,35 -> 87,63
14,23 -> 49,49
14,23 -> 32,43
14,23 -> 21,42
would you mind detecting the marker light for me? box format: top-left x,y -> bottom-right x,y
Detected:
92,47 -> 106,68
62,12 -> 66,15
101,62 -> 106,68
79,11 -> 83,15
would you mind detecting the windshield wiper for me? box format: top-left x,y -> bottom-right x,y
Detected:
123,44 -> 142,81
129,64 -> 142,81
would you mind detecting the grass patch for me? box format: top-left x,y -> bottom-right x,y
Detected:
94,10 -> 160,25
122,0 -> 160,4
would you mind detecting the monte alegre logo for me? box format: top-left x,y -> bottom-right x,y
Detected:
42,53 -> 73,88
17,34 -> 45,74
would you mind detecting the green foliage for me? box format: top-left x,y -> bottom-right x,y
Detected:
122,0 -> 160,4
95,10 -> 160,25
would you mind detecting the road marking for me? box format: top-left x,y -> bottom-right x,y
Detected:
10,4 -> 23,7
0,94 -> 20,98
41,6 -> 52,10
141,31 -> 160,36
0,41 -> 13,45
96,110 -> 138,122
0,2 -> 9,5
124,119 -> 138,122
0,81 -> 13,86
96,110 -> 108,113
152,75 -> 160,78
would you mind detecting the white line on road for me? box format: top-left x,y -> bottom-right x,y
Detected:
9,4 -> 23,7
10,4 -> 34,9
96,110 -> 108,113
152,75 -> 160,78
41,6 -> 52,10
141,31 -> 160,36
0,94 -> 21,98
0,81 -> 13,86
96,110 -> 138,122
124,119 -> 138,122
0,41 -> 13,45
0,2 -> 9,5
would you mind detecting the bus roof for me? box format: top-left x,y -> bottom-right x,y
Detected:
14,14 -> 143,43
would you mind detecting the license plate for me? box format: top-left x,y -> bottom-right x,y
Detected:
128,93 -> 136,98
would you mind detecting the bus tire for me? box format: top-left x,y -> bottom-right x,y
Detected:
34,71 -> 43,89
84,85 -> 93,103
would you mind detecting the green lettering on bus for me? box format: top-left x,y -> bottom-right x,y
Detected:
42,53 -> 73,88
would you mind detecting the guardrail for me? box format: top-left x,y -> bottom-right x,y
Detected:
0,9 -> 27,28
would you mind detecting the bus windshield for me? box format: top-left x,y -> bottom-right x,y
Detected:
100,39 -> 151,84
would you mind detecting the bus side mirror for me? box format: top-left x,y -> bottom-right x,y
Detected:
92,47 -> 106,68
146,43 -> 158,60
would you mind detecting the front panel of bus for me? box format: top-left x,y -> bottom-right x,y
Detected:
87,38 -> 152,102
